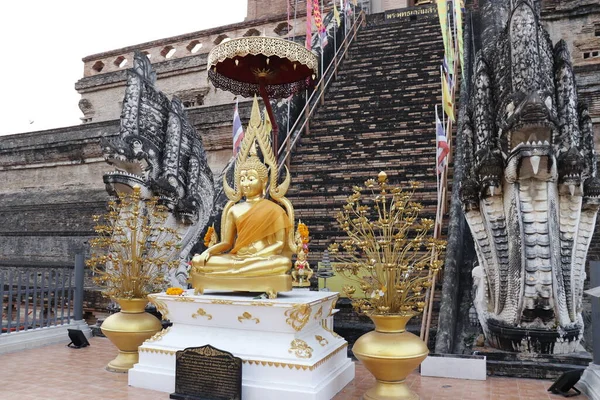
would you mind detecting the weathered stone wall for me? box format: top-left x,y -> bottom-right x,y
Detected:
0,101 -> 254,267
0,122 -> 118,266
372,0 -> 410,13
245,0 -> 306,21
76,15 -> 311,124
541,1 -> 600,270
542,0 -> 600,147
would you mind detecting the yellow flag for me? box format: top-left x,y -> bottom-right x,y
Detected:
333,1 -> 341,27
437,0 -> 449,60
442,73 -> 455,122
454,0 -> 465,79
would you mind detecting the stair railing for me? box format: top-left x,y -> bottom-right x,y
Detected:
277,10 -> 366,170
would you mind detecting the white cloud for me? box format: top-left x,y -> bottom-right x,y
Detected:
0,0 -> 247,136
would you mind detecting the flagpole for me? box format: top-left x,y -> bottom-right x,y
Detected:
422,105 -> 443,340
294,0 -> 298,41
321,0 -> 324,79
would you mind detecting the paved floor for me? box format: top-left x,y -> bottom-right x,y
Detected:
0,337 -> 586,400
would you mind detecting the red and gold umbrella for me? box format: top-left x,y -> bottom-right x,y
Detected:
207,36 -> 318,152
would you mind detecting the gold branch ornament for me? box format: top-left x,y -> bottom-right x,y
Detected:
328,172 -> 446,316
87,185 -> 182,299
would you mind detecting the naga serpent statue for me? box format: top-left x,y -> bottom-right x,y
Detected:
101,51 -> 215,287
460,0 -> 599,354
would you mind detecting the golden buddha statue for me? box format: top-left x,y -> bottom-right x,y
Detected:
191,97 -> 297,298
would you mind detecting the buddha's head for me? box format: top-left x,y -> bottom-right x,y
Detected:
238,155 -> 268,198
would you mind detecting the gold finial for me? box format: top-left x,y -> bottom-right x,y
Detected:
249,96 -> 262,130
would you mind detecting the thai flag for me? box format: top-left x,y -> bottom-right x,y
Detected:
232,99 -> 244,156
436,106 -> 449,174
320,30 -> 328,48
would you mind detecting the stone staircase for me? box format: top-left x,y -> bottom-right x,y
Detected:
288,8 -> 445,263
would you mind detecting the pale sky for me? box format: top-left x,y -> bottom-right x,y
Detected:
0,0 -> 247,136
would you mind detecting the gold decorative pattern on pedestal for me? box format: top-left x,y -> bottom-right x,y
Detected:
148,296 -> 169,320
211,299 -> 234,305
191,308 -> 213,320
138,343 -> 349,371
313,305 -> 323,321
315,335 -> 328,346
250,301 -> 274,307
288,339 -> 313,359
145,327 -> 171,343
238,312 -> 260,324
173,296 -> 195,302
285,304 -> 311,331
244,359 -> 310,370
139,348 -> 177,356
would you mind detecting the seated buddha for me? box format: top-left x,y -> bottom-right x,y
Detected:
191,96 -> 296,297
192,154 -> 292,276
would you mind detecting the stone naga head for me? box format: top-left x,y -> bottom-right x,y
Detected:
101,51 -> 215,287
459,0 -> 599,354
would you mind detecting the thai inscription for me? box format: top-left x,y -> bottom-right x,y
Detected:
170,345 -> 242,400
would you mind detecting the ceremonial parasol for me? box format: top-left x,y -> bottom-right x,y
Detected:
207,36 -> 318,153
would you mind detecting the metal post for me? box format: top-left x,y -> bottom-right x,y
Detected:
7,268 -> 14,333
333,19 -> 338,79
590,261 -> 600,364
305,89 -> 310,136
16,271 -> 22,332
74,254 -> 85,321
0,269 -> 4,333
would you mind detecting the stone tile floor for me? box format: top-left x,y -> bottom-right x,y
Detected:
0,337 -> 587,400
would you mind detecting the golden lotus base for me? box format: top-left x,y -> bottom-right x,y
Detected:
106,351 -> 139,373
363,380 -> 419,400
192,273 -> 292,299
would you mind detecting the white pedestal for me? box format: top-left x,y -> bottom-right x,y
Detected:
577,363 -> 600,400
129,290 -> 354,400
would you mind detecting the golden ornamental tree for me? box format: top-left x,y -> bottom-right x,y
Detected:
87,186 -> 182,299
329,172 -> 445,316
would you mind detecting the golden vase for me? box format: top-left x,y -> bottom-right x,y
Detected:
352,313 -> 429,400
101,298 -> 162,373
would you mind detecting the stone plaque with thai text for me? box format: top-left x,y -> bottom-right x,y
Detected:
170,345 -> 242,400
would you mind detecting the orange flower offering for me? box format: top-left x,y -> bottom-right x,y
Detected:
204,226 -> 215,247
166,287 -> 184,296
297,222 -> 309,244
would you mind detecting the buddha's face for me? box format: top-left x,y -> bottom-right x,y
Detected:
240,169 -> 264,198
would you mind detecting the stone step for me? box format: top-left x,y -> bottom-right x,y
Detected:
351,38 -> 442,53
474,348 -> 593,380
286,11 -> 449,268
311,103 -> 438,119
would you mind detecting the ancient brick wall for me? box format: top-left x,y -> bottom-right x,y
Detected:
0,102 -> 254,267
77,15 -> 310,124
0,122 -> 118,266
541,1 -> 600,265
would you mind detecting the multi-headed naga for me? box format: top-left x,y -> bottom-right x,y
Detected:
101,52 -> 214,287
460,0 -> 599,353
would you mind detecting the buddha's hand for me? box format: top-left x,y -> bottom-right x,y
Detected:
192,251 -> 211,267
